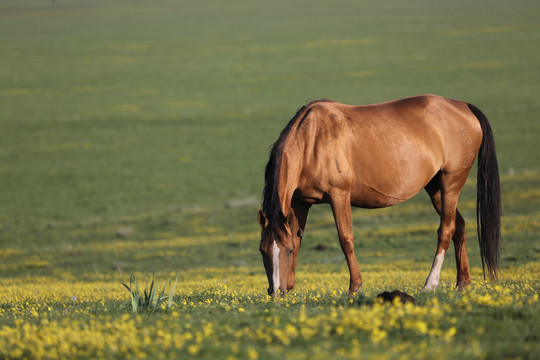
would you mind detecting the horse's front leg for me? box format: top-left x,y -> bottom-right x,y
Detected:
287,200 -> 311,291
330,195 -> 362,294
287,236 -> 301,292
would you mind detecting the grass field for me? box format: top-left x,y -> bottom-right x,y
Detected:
0,0 -> 539,358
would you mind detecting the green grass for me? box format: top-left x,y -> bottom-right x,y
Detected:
0,0 -> 539,359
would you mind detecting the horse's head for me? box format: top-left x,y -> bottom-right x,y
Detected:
258,210 -> 295,296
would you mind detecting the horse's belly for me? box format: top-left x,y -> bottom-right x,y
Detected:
350,185 -> 412,208
349,157 -> 440,208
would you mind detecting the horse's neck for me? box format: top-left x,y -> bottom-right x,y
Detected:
275,146 -> 302,219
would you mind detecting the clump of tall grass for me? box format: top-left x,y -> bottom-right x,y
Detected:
121,272 -> 179,313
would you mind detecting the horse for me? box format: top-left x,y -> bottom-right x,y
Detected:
258,94 -> 500,295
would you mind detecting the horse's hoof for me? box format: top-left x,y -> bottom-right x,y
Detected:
456,279 -> 471,290
348,283 -> 362,295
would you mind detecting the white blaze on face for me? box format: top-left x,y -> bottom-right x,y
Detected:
423,252 -> 445,290
272,240 -> 280,293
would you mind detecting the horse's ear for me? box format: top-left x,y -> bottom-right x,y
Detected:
258,210 -> 269,229
297,228 -> 304,238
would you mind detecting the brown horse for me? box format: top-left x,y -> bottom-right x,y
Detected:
258,95 -> 500,295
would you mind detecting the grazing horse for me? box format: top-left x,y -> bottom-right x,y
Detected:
258,95 -> 500,295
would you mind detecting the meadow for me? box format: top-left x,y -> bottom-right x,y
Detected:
0,0 -> 539,358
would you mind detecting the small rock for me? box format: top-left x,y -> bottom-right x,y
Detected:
376,290 -> 416,305
225,197 -> 258,209
117,228 -> 133,238
112,262 -> 126,274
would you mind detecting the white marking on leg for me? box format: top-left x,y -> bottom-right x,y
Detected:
272,241 -> 280,293
423,252 -> 445,290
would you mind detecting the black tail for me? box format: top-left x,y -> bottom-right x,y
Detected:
468,103 -> 501,282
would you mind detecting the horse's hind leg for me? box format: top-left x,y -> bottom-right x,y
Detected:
452,212 -> 471,288
423,172 -> 471,290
